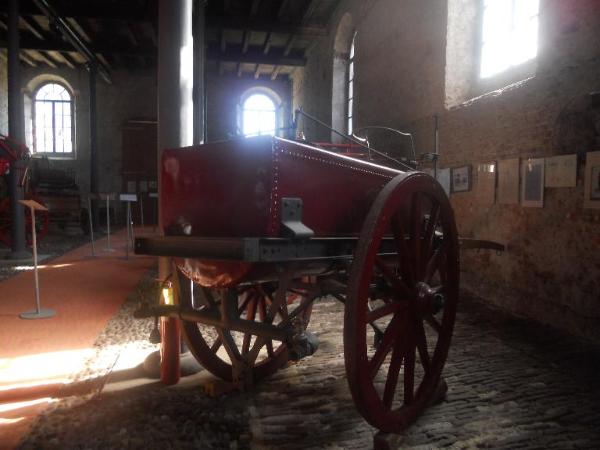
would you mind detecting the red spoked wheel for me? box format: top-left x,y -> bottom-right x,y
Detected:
0,195 -> 50,247
344,172 -> 459,433
176,270 -> 314,385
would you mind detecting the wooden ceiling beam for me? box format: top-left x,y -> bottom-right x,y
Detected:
208,17 -> 326,37
271,65 -> 281,80
20,16 -> 44,40
66,18 -> 92,43
29,49 -> 57,68
207,44 -> 306,67
0,3 -> 156,22
59,51 -> 76,68
0,34 -> 155,57
19,51 -> 37,67
277,0 -> 291,19
262,31 -> 272,54
242,30 -> 251,54
283,35 -> 294,57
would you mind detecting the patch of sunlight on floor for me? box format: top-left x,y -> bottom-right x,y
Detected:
0,349 -> 94,389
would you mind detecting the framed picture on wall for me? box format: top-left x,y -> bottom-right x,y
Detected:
451,165 -> 472,193
583,151 -> 600,209
521,158 -> 545,208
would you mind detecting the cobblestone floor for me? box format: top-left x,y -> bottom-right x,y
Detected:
19,292 -> 600,449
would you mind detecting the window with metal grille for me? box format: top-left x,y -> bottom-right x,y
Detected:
242,93 -> 277,137
480,0 -> 539,78
347,32 -> 356,135
33,83 -> 74,154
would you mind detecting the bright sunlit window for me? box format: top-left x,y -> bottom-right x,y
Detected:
480,0 -> 539,78
242,94 -> 277,137
347,32 -> 356,135
34,82 -> 74,154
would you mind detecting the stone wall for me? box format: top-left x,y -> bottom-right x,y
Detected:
293,0 -> 600,341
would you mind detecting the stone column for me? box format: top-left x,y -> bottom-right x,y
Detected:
7,0 -> 28,259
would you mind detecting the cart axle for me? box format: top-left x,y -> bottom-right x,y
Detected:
134,302 -> 291,342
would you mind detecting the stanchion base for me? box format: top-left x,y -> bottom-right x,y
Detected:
20,308 -> 56,320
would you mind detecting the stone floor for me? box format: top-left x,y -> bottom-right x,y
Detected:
17,291 -> 600,449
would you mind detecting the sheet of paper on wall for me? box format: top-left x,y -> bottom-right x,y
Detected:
497,158 -> 520,204
476,162 -> 496,206
436,168 -> 451,196
545,154 -> 577,188
584,151 -> 600,210
139,181 -> 148,192
521,158 -> 545,208
127,180 -> 136,193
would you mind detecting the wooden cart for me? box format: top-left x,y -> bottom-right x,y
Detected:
135,136 -> 502,433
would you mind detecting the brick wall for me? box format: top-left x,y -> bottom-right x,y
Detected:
295,0 -> 600,341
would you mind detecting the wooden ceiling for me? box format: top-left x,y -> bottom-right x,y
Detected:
0,0 -> 340,80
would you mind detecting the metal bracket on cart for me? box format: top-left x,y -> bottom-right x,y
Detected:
281,197 -> 314,239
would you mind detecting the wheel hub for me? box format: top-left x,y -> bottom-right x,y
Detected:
414,282 -> 444,315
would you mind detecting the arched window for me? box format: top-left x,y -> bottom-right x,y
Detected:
33,82 -> 74,154
332,13 -> 355,139
347,32 -> 356,135
242,93 -> 277,137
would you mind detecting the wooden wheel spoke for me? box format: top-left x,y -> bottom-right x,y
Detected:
237,294 -> 252,315
258,295 -> 268,323
411,192 -> 423,279
424,314 -> 441,333
368,312 -> 404,379
415,321 -> 430,373
403,339 -> 416,406
220,329 -> 242,362
210,336 -> 223,353
382,338 -> 404,408
424,243 -> 447,284
266,339 -> 275,358
422,203 -> 440,274
390,215 -> 413,285
375,257 -> 412,300
242,298 -> 257,355
367,301 -> 404,323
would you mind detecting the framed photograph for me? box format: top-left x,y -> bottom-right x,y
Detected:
521,158 -> 544,208
476,162 -> 496,206
584,151 -> 600,209
498,158 -> 520,204
545,154 -> 577,188
451,165 -> 471,193
436,168 -> 451,196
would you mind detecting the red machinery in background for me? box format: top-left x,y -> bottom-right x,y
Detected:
0,135 -> 49,247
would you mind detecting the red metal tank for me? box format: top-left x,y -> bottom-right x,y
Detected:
160,136 -> 402,286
